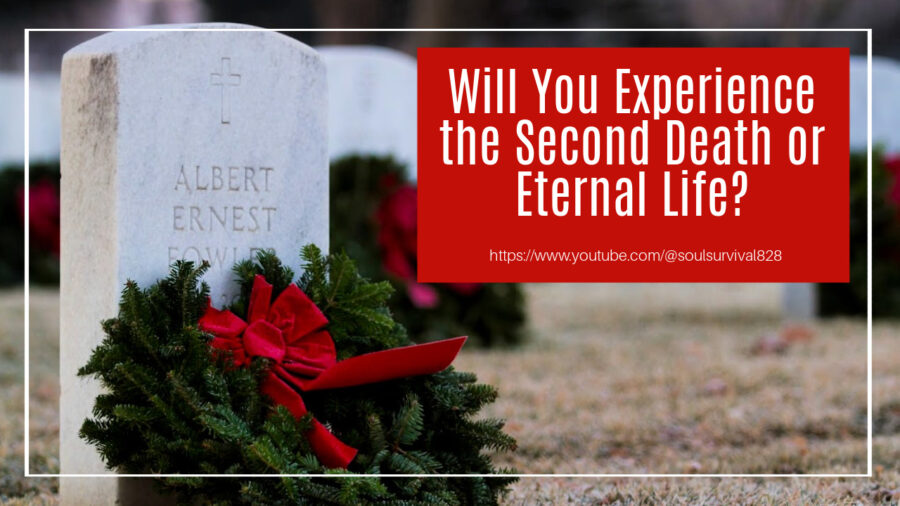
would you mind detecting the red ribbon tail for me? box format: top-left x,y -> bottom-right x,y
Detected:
303,336 -> 467,391
307,420 -> 358,469
260,373 -> 358,469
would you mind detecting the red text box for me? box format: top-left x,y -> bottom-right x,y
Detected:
417,48 -> 849,282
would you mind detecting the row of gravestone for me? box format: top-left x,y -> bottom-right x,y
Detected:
9,52 -> 900,177
29,26 -> 900,505
2,44 -> 419,179
9,46 -> 900,322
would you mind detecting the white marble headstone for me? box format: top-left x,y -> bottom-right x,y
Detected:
60,25 -> 327,504
317,46 -> 418,179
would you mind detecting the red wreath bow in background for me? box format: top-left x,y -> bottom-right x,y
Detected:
375,182 -> 482,306
17,179 -> 61,256
885,155 -> 900,212
198,275 -> 467,468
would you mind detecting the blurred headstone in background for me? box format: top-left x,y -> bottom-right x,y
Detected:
4,0 -> 207,72
2,0 -> 206,168
0,73 -> 60,166
783,283 -> 817,321
850,55 -> 900,153
318,46 -> 418,179
782,55 -> 900,320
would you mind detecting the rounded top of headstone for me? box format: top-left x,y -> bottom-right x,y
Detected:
850,55 -> 900,154
316,45 -> 416,67
316,45 -> 418,179
63,23 -> 315,60
59,21 -> 330,306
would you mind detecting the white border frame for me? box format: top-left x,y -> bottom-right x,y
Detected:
23,27 -> 873,479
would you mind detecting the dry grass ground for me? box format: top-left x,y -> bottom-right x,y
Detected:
1,283 -> 898,504
456,283 -> 899,504
1,288 -> 58,504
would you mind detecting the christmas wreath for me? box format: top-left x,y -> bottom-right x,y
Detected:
330,155 -> 527,347
78,245 -> 516,505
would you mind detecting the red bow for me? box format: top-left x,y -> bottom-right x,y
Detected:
198,274 -> 467,468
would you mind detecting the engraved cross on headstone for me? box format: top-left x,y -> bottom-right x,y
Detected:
210,57 -> 241,124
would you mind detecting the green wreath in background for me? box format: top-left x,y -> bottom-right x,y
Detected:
330,155 -> 528,347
